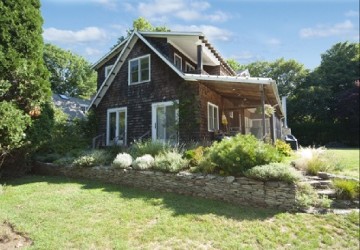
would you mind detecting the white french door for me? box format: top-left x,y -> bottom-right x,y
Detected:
152,101 -> 178,143
107,107 -> 127,146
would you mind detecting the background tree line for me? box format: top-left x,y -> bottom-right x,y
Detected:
227,42 -> 359,146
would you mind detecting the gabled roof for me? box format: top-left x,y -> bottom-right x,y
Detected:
53,94 -> 90,120
92,37 -> 129,70
89,31 -> 282,116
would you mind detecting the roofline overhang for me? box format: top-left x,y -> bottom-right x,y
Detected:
91,37 -> 129,70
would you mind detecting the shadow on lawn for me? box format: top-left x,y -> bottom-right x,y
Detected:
1,174 -> 281,221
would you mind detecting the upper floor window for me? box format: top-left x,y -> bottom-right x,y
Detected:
128,55 -> 150,85
185,62 -> 195,73
105,64 -> 114,78
174,53 -> 182,70
207,102 -> 219,132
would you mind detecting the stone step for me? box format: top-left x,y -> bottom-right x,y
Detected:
306,176 -> 323,181
317,189 -> 336,198
306,180 -> 333,189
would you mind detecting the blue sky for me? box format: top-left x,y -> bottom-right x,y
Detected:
41,0 -> 359,70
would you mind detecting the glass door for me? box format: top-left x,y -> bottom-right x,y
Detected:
107,107 -> 127,145
152,101 -> 178,143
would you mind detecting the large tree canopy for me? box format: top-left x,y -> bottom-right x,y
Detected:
227,58 -> 308,97
43,43 -> 96,99
227,42 -> 359,146
0,0 -> 51,165
112,17 -> 170,49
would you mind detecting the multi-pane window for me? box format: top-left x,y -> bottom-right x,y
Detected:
174,53 -> 182,70
207,102 -> 219,131
128,55 -> 150,84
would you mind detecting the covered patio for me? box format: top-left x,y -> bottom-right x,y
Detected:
185,74 -> 284,142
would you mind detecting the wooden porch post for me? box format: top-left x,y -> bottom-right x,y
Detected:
260,85 -> 266,140
240,108 -> 245,134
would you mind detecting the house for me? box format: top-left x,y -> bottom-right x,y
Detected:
53,94 -> 90,120
89,31 -> 284,146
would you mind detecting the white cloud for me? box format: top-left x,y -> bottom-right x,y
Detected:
299,20 -> 355,38
43,27 -> 107,44
85,47 -> 102,56
172,24 -> 232,41
266,38 -> 281,46
136,0 -> 229,22
345,10 -> 359,17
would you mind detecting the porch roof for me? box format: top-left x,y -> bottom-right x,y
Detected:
184,74 -> 284,117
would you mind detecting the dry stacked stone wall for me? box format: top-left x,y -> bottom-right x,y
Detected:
33,162 -> 297,210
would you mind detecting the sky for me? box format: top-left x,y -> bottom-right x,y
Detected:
41,0 -> 359,70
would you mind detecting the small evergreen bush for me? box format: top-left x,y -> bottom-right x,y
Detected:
245,163 -> 302,183
112,153 -> 133,169
332,179 -> 360,200
202,134 -> 282,175
132,154 -> 155,170
154,150 -> 189,173
275,139 -> 293,157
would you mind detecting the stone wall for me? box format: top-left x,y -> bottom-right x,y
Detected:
33,162 -> 297,210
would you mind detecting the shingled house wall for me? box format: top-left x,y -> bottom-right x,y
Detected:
95,39 -> 185,143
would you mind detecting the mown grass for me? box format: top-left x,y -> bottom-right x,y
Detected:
0,175 -> 359,249
326,148 -> 359,178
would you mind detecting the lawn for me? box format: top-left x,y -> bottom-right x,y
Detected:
0,175 -> 359,249
326,148 -> 359,179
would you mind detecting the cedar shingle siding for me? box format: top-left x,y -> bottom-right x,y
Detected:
95,39 -> 185,143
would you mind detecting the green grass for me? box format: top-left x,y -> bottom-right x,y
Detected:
1,175 -> 359,249
326,149 -> 359,178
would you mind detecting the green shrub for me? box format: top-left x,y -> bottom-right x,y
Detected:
245,163 -> 302,183
154,151 -> 189,173
332,179 -> 360,200
275,139 -> 293,157
72,150 -> 112,168
53,156 -> 76,166
296,182 -> 331,209
132,154 -> 155,170
112,153 -> 133,169
73,155 -> 96,168
129,140 -> 170,158
183,146 -> 204,167
202,134 -> 282,175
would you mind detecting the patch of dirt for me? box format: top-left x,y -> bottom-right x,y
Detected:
0,222 -> 32,249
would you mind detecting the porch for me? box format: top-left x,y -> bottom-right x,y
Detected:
194,75 -> 284,143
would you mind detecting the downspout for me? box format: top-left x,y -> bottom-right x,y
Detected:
197,44 -> 203,72
260,84 -> 266,140
282,96 -> 288,128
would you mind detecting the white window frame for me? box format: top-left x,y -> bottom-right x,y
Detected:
105,64 -> 114,78
185,62 -> 195,72
106,107 -> 127,146
152,100 -> 179,143
128,54 -> 151,85
207,102 -> 219,132
174,53 -> 182,70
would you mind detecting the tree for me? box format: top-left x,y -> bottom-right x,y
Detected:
44,44 -> 96,99
288,42 -> 359,146
227,58 -> 308,97
112,17 -> 170,49
0,0 -> 51,171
